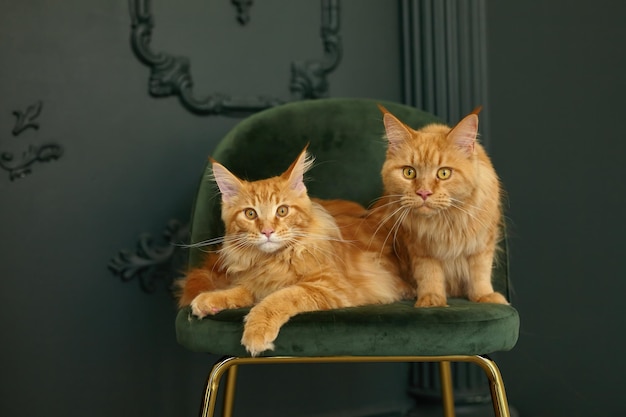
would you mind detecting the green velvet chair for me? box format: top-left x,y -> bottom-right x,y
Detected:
176,98 -> 519,417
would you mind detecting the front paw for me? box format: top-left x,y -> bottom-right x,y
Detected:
415,292 -> 448,308
475,292 -> 509,305
190,293 -> 227,318
241,315 -> 280,357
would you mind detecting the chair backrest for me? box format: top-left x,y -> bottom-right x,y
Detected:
187,97 -> 511,298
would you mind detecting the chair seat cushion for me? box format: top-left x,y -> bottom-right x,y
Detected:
175,299 -> 519,357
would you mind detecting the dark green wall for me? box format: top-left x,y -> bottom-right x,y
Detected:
486,1 -> 626,416
0,1 -> 410,417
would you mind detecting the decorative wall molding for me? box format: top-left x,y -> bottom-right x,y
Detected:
231,0 -> 253,25
1,100 -> 64,181
128,0 -> 342,116
400,0 -> 490,146
1,144 -> 64,181
109,219 -> 190,294
289,0 -> 341,100
12,100 -> 42,136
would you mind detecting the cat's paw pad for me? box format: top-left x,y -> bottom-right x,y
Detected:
241,315 -> 280,357
190,293 -> 224,318
241,327 -> 277,357
415,293 -> 448,308
475,292 -> 509,305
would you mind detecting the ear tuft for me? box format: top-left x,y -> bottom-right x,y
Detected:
470,105 -> 483,116
283,146 -> 314,194
377,103 -> 391,115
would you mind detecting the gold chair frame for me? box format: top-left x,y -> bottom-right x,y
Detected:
200,355 -> 511,417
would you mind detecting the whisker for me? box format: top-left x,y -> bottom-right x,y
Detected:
448,200 -> 489,230
368,194 -> 404,206
450,197 -> 489,213
370,204 -> 409,245
289,232 -> 354,244
391,207 -> 411,257
381,206 -> 410,260
307,244 -> 349,269
178,236 -> 225,249
288,239 -> 346,270
366,196 -> 404,215
219,234 -> 256,254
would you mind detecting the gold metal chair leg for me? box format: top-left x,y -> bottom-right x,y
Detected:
200,357 -> 238,417
469,356 -> 511,417
439,361 -> 455,417
222,365 -> 239,417
197,355 -> 510,417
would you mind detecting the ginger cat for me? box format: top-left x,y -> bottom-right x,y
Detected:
371,105 -> 508,308
177,147 -> 411,356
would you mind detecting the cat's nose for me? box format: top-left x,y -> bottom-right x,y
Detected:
416,189 -> 432,201
261,228 -> 274,238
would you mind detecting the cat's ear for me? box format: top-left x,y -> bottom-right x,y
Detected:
210,158 -> 243,203
282,146 -> 314,194
448,109 -> 480,157
378,104 -> 412,152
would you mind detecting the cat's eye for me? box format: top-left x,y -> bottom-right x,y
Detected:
437,167 -> 452,180
402,166 -> 416,179
244,208 -> 257,220
276,205 -> 289,217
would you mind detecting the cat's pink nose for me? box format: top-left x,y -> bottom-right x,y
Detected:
261,228 -> 274,238
416,189 -> 432,201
